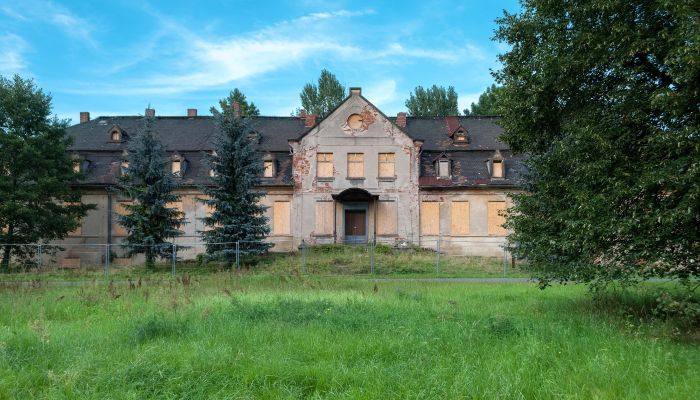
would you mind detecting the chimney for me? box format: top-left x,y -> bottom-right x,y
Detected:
233,101 -> 240,118
145,108 -> 155,118
396,112 -> 406,128
299,109 -> 307,119
187,108 -> 197,118
305,114 -> 316,127
350,87 -> 361,96
79,112 -> 90,124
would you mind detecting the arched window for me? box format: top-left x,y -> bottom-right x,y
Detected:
489,150 -> 505,179
436,156 -> 451,178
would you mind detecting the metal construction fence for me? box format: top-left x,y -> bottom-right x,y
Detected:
0,238 -> 524,278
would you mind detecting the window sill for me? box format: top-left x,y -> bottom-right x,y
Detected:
313,234 -> 334,238
377,176 -> 396,181
346,177 -> 366,181
317,177 -> 335,182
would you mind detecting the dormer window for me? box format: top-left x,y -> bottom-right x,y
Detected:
171,153 -> 188,178
453,129 -> 468,143
72,158 -> 91,173
263,159 -> 275,178
120,161 -> 129,176
109,125 -> 124,142
489,150 -> 505,179
437,157 -> 451,178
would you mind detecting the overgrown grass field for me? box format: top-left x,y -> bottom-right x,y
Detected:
0,274 -> 697,399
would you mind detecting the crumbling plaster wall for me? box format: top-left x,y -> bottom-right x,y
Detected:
290,92 -> 421,245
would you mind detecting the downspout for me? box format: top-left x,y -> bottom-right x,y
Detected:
107,186 -> 113,245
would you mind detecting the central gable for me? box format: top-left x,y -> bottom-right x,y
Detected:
300,88 -> 413,146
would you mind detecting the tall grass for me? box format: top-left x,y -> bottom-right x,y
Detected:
0,275 -> 697,398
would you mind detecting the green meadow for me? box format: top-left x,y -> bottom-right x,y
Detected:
0,274 -> 697,399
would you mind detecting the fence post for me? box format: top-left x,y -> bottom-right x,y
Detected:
171,243 -> 177,276
370,240 -> 375,274
105,244 -> 110,277
436,236 -> 441,274
235,241 -> 240,270
301,240 -> 306,274
36,244 -> 42,269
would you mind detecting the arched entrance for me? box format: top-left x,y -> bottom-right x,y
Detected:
332,188 -> 378,244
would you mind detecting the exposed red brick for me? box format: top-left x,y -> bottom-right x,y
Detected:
396,112 -> 406,127
305,114 -> 316,127
187,108 -> 197,118
79,112 -> 90,123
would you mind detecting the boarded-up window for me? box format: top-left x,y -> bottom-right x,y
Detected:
378,153 -> 395,177
273,201 -> 291,235
113,201 -> 132,236
171,160 -> 181,175
314,202 -> 334,235
451,201 -> 470,235
492,160 -> 504,178
421,201 -> 440,236
167,201 -> 184,214
347,153 -> 364,178
438,159 -> 450,178
263,160 -> 274,177
317,153 -> 333,178
377,201 -> 397,235
487,201 -> 508,236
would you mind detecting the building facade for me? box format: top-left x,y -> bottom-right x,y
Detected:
60,88 -> 523,267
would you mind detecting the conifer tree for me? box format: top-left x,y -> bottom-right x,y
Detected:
117,114 -> 184,268
199,101 -> 270,261
218,88 -> 260,116
0,75 -> 93,272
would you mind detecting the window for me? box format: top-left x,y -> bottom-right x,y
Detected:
120,161 -> 129,176
317,153 -> 333,178
437,159 -> 451,178
273,201 -> 291,235
263,160 -> 274,178
454,130 -> 468,143
209,151 -> 217,177
172,160 -> 182,176
492,160 -> 504,178
73,160 -> 81,173
347,153 -> 364,178
487,201 -> 508,236
451,201 -> 470,235
420,201 -> 440,236
314,202 -> 334,235
378,153 -> 395,178
377,201 -> 397,235
113,201 -> 132,236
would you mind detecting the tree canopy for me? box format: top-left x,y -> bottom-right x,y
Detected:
463,84 -> 503,116
405,85 -> 459,116
300,69 -> 346,118
117,115 -> 185,268
494,1 -> 699,291
217,88 -> 260,117
0,75 -> 93,271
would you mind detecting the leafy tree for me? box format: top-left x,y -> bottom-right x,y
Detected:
463,84 -> 503,115
494,1 -> 699,292
0,75 -> 93,272
217,88 -> 260,117
199,100 -> 271,262
405,85 -> 459,116
300,69 -> 346,118
117,114 -> 185,268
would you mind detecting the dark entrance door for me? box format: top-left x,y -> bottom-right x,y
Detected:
344,209 -> 367,243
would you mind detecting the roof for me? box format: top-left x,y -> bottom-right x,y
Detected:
66,113 -> 521,189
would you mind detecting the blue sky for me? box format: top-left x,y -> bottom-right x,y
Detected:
0,0 -> 520,122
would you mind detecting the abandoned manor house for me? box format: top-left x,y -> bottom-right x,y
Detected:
59,88 -> 524,267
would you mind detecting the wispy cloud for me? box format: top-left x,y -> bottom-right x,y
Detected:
63,7 -> 477,97
1,1 -> 97,48
0,33 -> 29,74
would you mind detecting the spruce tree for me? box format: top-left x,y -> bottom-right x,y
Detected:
117,114 -> 184,268
0,75 -> 94,272
199,103 -> 270,261
218,88 -> 260,116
